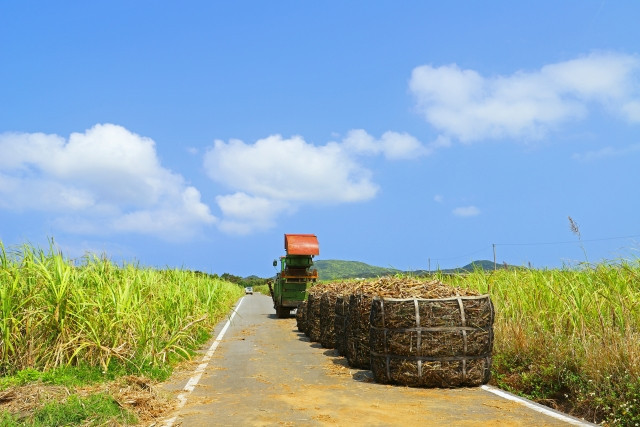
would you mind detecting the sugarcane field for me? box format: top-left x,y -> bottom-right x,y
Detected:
2,234 -> 637,426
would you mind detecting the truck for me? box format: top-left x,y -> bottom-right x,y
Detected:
269,234 -> 319,318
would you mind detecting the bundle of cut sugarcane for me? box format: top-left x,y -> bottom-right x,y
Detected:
319,292 -> 339,349
353,276 -> 475,299
345,293 -> 374,369
302,281 -> 352,340
334,295 -> 349,356
369,293 -> 494,387
340,277 -> 451,369
296,300 -> 307,333
307,291 -> 323,342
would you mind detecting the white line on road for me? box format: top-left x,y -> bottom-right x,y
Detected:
481,385 -> 594,426
162,297 -> 245,427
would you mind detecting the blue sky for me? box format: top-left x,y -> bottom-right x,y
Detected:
1,1 -> 639,277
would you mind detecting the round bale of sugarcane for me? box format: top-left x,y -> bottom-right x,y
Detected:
369,295 -> 494,387
307,291 -> 324,342
319,291 -> 339,349
345,293 -> 374,369
334,295 -> 349,356
296,300 -> 307,333
304,292 -> 318,338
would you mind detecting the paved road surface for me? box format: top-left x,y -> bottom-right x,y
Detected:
163,294 -> 592,426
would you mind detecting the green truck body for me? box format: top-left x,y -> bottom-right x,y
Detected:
269,234 -> 319,318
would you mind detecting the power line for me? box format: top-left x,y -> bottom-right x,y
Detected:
425,233 -> 640,268
495,233 -> 640,247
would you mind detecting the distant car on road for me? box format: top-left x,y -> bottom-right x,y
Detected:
245,287 -> 253,295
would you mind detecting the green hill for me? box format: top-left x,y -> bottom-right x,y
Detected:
459,260 -> 496,271
313,259 -> 508,280
313,260 -> 400,281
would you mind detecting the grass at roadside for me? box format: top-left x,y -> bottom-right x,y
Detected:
0,240 -> 244,425
0,392 -> 136,426
252,284 -> 270,295
441,261 -> 640,426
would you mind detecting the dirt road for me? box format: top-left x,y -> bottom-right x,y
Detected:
162,294 -> 592,426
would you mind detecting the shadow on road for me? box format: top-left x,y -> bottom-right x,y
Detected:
294,331 -> 311,342
322,348 -> 339,357
290,340 -> 377,384
323,350 -> 374,381
290,326 -> 377,384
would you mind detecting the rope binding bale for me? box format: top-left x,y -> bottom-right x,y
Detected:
369,295 -> 494,387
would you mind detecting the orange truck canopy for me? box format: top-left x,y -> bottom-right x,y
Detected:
284,234 -> 319,256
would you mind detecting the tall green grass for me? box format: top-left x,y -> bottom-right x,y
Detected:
0,393 -> 137,426
440,260 -> 639,425
0,241 -> 244,377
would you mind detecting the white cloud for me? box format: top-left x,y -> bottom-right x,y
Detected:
0,124 -> 216,240
410,52 -> 640,143
541,53 -> 638,99
204,134 -> 378,203
112,186 -> 216,237
2,124 -> 425,237
204,131 -> 431,234
204,134 -> 382,233
452,206 -> 481,217
433,194 -> 444,203
424,135 -> 452,155
343,129 -> 426,159
215,192 -> 293,235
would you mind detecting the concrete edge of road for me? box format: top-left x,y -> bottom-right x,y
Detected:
481,385 -> 598,426
160,295 -> 597,427
160,296 -> 246,427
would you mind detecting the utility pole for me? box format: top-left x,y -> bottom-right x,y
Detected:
428,258 -> 431,273
493,244 -> 496,271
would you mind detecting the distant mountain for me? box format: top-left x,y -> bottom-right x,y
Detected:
459,260 -> 497,271
313,259 -> 509,280
313,260 -> 400,281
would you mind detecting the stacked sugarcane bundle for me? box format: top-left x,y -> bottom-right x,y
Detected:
334,295 -> 348,356
296,300 -> 307,333
345,293 -> 374,369
368,284 -> 494,387
303,277 -> 493,388
307,291 -> 323,342
319,292 -> 339,349
343,277 -> 429,370
306,282 -> 343,342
